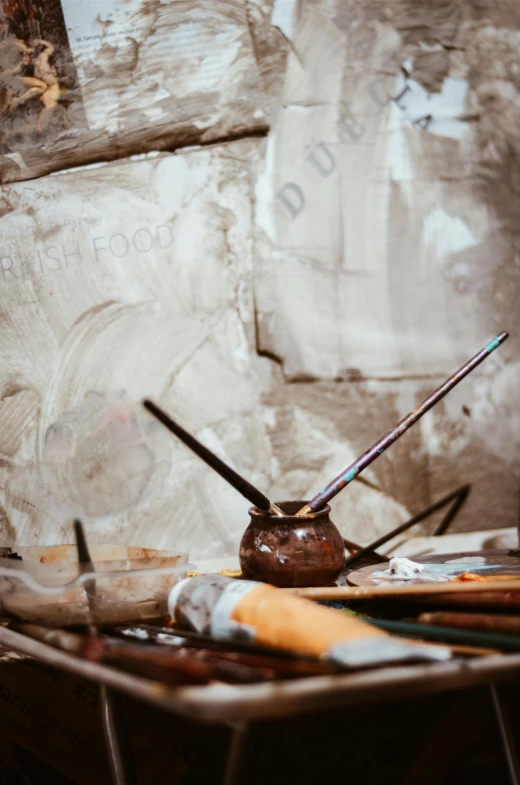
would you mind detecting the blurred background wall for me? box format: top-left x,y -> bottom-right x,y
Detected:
0,0 -> 518,557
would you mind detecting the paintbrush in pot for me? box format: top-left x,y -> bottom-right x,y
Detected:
143,399 -> 284,516
73,518 -> 98,633
296,332 -> 508,516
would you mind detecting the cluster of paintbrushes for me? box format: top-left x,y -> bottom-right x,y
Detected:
11,332 -> 516,683
11,521 -> 448,687
13,619 -> 340,686
143,332 -> 508,563
8,520 -> 340,687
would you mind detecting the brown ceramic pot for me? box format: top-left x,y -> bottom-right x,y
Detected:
239,500 -> 345,588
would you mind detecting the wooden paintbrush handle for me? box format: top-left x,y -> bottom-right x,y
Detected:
143,399 -> 283,515
296,332 -> 508,516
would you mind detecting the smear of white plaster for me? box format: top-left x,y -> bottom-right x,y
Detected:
418,42 -> 444,54
225,315 -> 251,370
269,456 -> 281,479
50,161 -> 109,176
130,151 -> 161,162
6,152 -> 29,172
255,134 -> 277,241
197,427 -> 237,469
194,116 -> 218,130
154,88 -> 172,103
423,204 -> 479,261
419,404 -> 469,460
450,261 -> 471,278
396,75 -> 469,140
471,362 -> 520,466
386,103 -> 415,184
262,408 -> 276,428
143,106 -> 167,122
193,34 -> 243,92
272,0 -> 297,40
419,413 -> 443,458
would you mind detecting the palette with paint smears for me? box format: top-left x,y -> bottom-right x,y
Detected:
347,550 -> 520,588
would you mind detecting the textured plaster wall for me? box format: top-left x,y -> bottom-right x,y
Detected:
0,0 -> 518,556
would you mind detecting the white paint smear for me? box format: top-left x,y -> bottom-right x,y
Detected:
272,0 -> 297,40
396,73 -> 469,140
423,204 -> 479,260
387,103 -> 416,184
255,134 -> 277,241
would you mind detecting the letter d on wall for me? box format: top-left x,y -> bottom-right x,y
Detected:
306,143 -> 336,177
276,183 -> 305,219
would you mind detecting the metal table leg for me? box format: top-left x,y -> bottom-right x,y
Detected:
490,684 -> 520,785
100,685 -> 139,785
222,722 -> 250,785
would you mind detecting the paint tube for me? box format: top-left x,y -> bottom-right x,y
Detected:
168,575 -> 451,669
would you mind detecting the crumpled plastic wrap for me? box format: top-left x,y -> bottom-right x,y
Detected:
0,544 -> 189,627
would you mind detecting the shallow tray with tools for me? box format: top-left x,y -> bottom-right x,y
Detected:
2,622 -> 520,724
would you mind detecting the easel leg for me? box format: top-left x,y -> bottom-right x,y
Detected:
222,722 -> 250,785
100,685 -> 138,785
490,684 -> 520,785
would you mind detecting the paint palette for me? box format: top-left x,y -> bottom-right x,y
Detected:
346,550 -> 520,588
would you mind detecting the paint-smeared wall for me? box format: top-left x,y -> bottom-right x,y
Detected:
0,0 -> 267,182
0,0 -> 518,555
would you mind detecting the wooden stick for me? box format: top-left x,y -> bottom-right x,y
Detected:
73,518 -> 97,633
284,578 -> 520,600
418,611 -> 520,635
143,400 -> 284,516
433,643 -> 499,657
343,485 -> 470,570
296,332 -> 508,516
376,633 -> 498,658
368,618 -> 520,653
11,622 -> 272,685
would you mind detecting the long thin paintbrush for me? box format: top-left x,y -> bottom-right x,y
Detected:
286,577 -> 520,601
73,518 -> 97,632
143,399 -> 284,516
343,485 -> 470,570
367,617 -> 520,653
296,333 -> 508,516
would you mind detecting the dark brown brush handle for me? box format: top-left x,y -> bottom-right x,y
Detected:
143,399 -> 273,512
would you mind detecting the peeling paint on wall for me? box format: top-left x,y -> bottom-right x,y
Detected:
0,0 -> 518,555
0,0 -> 268,184
253,0 -> 520,387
